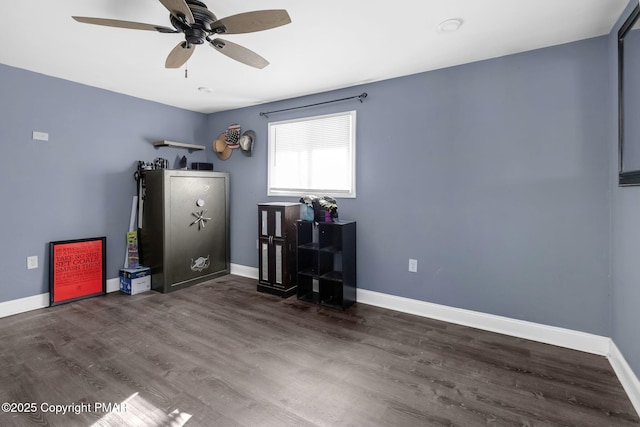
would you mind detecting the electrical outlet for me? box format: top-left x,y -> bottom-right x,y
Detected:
408,258 -> 418,273
27,256 -> 38,270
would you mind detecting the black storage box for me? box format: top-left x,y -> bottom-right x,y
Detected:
191,162 -> 214,170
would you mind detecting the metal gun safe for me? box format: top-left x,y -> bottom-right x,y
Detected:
140,169 -> 230,292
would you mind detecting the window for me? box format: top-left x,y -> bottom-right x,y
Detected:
268,111 -> 356,198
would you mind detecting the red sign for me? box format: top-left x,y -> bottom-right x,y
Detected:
50,237 -> 106,305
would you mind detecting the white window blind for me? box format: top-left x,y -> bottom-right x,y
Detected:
268,111 -> 356,198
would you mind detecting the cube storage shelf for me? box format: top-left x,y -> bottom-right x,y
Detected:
296,220 -> 356,310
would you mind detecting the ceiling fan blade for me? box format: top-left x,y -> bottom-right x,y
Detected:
72,16 -> 176,33
210,38 -> 269,69
158,0 -> 195,24
210,10 -> 291,34
166,42 -> 196,68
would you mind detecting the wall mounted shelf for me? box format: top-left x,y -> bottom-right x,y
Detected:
153,140 -> 205,151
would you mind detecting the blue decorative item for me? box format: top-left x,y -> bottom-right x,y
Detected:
301,204 -> 314,221
299,195 -> 318,221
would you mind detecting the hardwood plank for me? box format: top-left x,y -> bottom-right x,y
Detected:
0,275 -> 637,427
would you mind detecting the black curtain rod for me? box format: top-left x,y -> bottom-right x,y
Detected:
259,93 -> 367,118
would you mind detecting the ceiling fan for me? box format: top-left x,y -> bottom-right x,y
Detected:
72,0 -> 291,69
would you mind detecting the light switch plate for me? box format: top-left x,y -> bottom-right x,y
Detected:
408,258 -> 418,273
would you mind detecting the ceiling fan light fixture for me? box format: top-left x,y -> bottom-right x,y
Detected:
71,1 -> 291,69
437,18 -> 463,33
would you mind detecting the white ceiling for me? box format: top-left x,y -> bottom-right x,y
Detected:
0,0 -> 630,114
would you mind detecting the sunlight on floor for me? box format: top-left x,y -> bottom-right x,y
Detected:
91,392 -> 192,427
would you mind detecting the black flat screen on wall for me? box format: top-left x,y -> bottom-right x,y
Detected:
619,4 -> 640,186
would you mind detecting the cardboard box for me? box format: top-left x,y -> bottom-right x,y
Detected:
119,267 -> 151,295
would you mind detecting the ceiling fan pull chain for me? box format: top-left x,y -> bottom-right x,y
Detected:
185,62 -> 188,79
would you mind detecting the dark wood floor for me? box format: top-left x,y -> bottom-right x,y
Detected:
0,275 -> 637,427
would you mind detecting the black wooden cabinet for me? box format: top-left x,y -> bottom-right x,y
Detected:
297,220 -> 356,310
257,203 -> 300,297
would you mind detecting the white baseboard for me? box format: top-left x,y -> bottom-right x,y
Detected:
0,293 -> 49,318
230,263 -> 259,280
1,277 -> 121,319
356,288 -> 611,356
106,277 -> 120,293
608,341 -> 640,416
0,270 -> 251,318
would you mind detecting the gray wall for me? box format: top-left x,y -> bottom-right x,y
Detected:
611,0 -> 640,379
0,64 -> 209,302
0,32 -> 619,343
209,36 -> 612,336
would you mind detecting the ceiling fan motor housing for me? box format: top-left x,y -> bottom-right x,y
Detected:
171,0 -> 217,45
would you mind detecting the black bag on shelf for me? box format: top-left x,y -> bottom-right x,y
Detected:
313,199 -> 325,222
